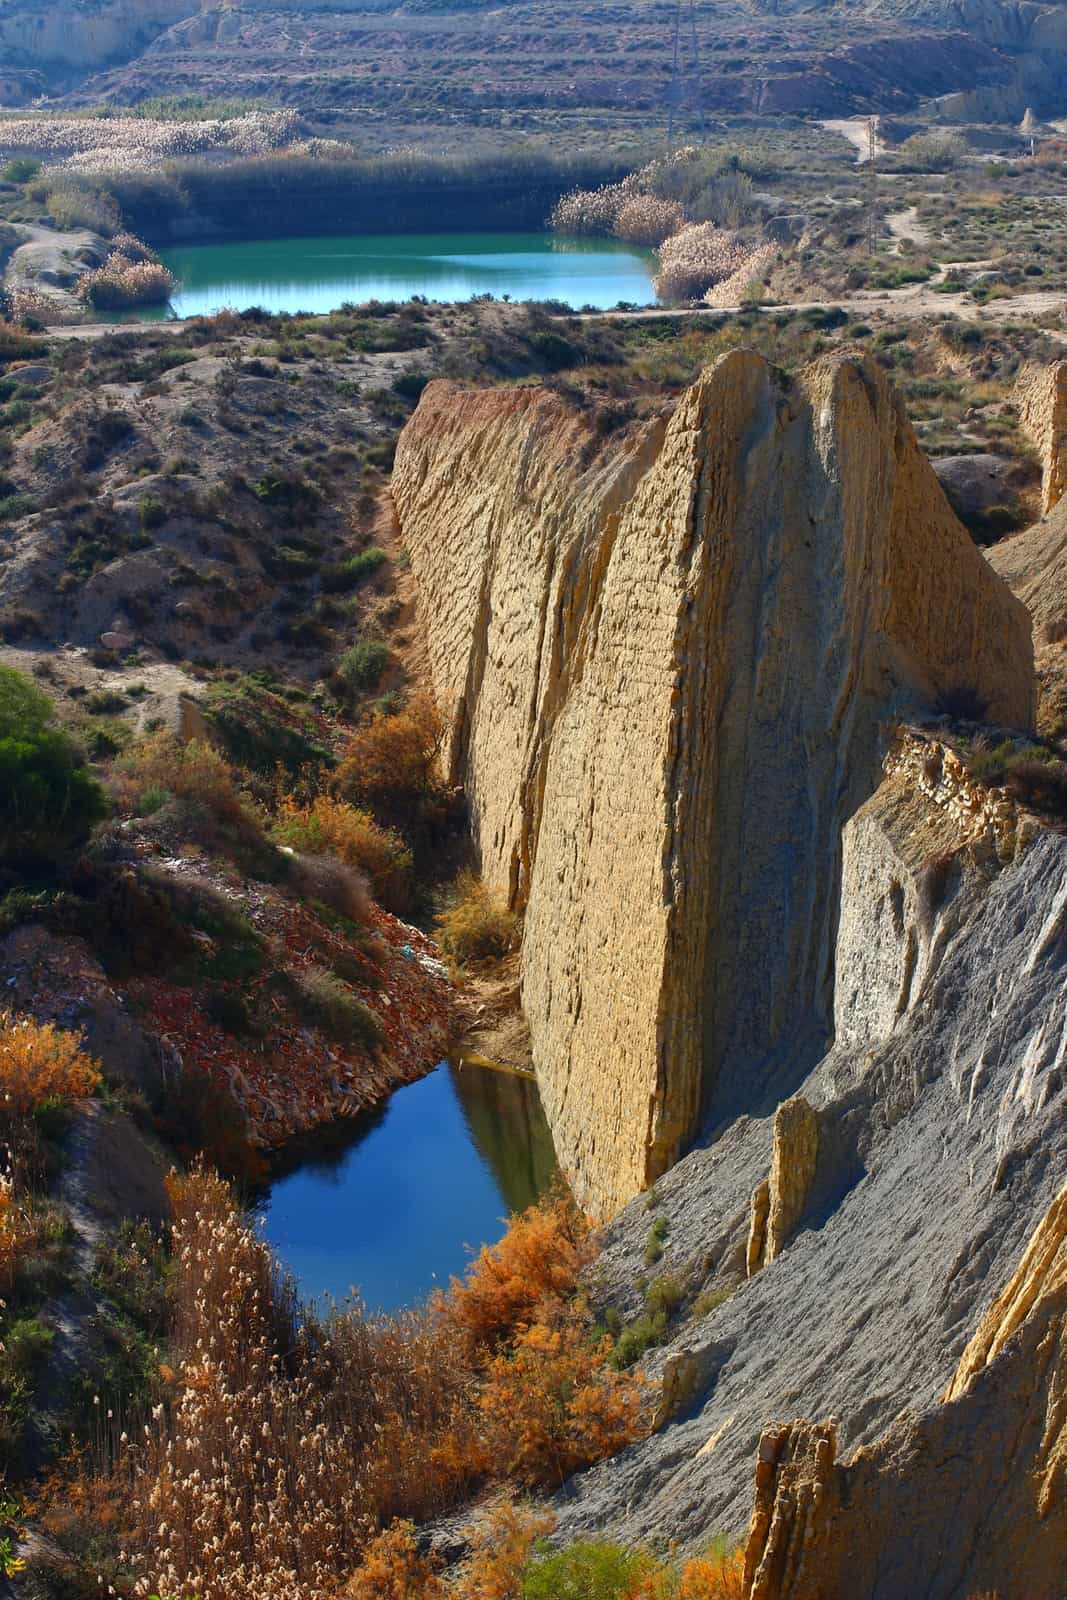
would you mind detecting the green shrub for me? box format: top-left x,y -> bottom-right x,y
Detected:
0,666 -> 107,863
644,1214 -> 668,1265
294,966 -> 383,1051
2,158 -> 41,185
140,496 -> 167,532
337,638 -> 390,700
523,1539 -> 649,1600
204,675 -> 330,776
321,547 -> 387,592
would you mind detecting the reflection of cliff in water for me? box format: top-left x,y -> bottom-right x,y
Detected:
448,1061 -> 560,1214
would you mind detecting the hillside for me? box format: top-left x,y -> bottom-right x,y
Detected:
4,0 -> 1067,140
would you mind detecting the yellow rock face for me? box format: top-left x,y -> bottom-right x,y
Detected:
1014,360 -> 1067,515
393,350 -> 1034,1217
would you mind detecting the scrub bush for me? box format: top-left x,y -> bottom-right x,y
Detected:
335,695 -> 443,805
0,1011 -> 101,1117
115,734 -> 264,846
277,795 -> 412,907
434,872 -> 516,968
0,666 -> 106,863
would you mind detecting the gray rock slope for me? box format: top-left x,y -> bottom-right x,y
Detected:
557,829 -> 1067,1551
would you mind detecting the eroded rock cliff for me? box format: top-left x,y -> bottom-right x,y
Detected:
553,825 -> 1067,1593
393,350 -> 1034,1215
739,1180 -> 1067,1600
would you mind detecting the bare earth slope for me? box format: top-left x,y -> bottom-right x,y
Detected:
392,350 -> 1034,1217
11,0 -> 1067,125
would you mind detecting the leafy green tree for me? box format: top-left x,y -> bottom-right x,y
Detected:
0,666 -> 107,863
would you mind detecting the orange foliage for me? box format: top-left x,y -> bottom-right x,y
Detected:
480,1313 -> 648,1490
0,1010 -> 101,1117
456,1503 -> 555,1600
0,1176 -> 26,1288
335,694 -> 444,805
674,1548 -> 747,1600
277,793 -> 412,904
440,1191 -> 593,1352
343,1520 -> 447,1600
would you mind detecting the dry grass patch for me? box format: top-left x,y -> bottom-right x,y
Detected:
434,872 -> 516,971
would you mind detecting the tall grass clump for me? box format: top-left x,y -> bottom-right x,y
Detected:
652,224 -> 751,303
77,254 -> 176,311
434,871 -> 516,969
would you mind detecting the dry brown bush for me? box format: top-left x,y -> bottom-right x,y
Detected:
434,871 -> 516,969
77,254 -> 176,311
335,694 -> 444,806
288,850 -> 373,924
115,733 -> 265,844
278,795 -> 412,907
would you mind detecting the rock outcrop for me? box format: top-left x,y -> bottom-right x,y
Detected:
746,1096 -> 819,1276
833,728 -> 1035,1051
737,1181 -> 1067,1600
553,829 -> 1067,1588
1014,359 -> 1067,515
394,350 -> 1034,1215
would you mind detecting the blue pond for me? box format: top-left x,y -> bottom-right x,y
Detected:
260,1059 -> 559,1313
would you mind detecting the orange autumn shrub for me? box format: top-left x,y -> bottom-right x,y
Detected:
440,1191 -> 593,1352
344,1504 -> 553,1600
343,1520 -> 446,1600
0,1011 -> 100,1117
456,1502 -> 555,1600
480,1313 -> 648,1490
120,1177 -> 646,1600
335,694 -> 444,806
674,1546 -> 747,1600
277,793 -> 412,906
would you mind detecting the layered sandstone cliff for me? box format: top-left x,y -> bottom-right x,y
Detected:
393,351 -> 1034,1216
1014,358 -> 1067,516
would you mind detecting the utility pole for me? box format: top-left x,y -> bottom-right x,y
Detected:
666,0 -> 705,152
866,115 -> 878,258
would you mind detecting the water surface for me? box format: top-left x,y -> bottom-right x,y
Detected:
261,1059 -> 559,1313
156,230 -> 656,317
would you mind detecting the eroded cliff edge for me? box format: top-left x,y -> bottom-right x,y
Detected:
392,349 -> 1034,1215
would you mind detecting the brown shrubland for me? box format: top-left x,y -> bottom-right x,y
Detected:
113,1170 -> 647,1600
335,694 -> 444,806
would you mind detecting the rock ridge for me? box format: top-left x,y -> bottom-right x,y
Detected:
393,349 -> 1034,1215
